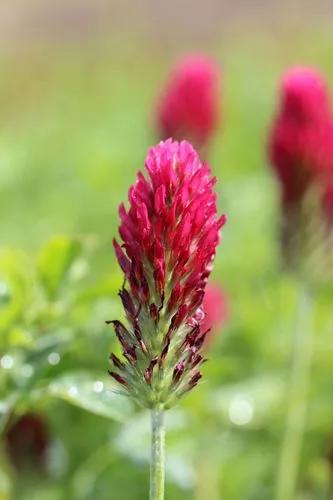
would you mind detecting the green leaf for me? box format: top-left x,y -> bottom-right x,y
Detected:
0,464 -> 12,500
37,236 -> 81,300
0,391 -> 20,436
0,249 -> 34,335
46,371 -> 133,422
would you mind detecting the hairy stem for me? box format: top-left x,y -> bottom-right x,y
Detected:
150,407 -> 165,500
276,284 -> 314,500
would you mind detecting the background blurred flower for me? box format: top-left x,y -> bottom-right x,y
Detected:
5,413 -> 49,472
156,55 -> 220,151
268,67 -> 333,270
201,283 -> 229,346
269,67 -> 333,209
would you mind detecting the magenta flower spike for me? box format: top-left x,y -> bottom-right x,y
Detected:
156,56 -> 220,151
108,139 -> 225,409
269,67 -> 333,270
269,67 -> 333,210
109,140 -> 225,499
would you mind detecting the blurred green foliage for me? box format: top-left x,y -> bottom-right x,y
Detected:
0,33 -> 333,499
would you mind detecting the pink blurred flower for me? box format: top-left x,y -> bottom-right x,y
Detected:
269,67 -> 333,209
201,283 -> 229,338
109,139 -> 226,407
269,67 -> 333,274
156,56 -> 220,150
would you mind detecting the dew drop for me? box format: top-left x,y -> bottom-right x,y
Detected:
93,381 -> 104,393
68,386 -> 78,397
1,354 -> 14,369
48,352 -> 61,366
228,394 -> 254,426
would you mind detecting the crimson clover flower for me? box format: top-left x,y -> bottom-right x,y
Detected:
108,139 -> 226,409
268,67 -> 333,271
156,56 -> 220,151
269,67 -> 333,209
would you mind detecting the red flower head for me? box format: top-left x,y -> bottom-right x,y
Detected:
269,67 -> 333,273
156,56 -> 220,150
201,283 -> 229,345
269,67 -> 333,208
109,139 -> 226,408
5,413 -> 48,471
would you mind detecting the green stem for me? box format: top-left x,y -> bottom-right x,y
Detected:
276,284 -> 314,500
150,407 -> 165,500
